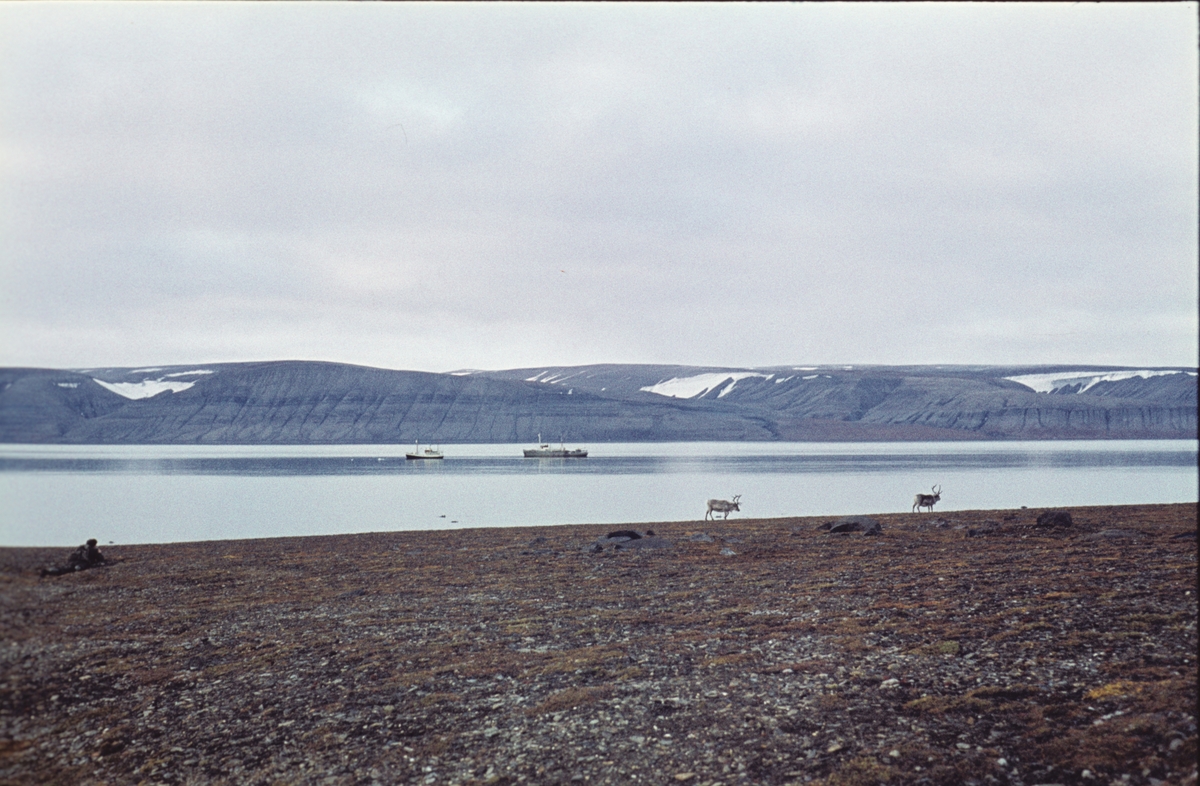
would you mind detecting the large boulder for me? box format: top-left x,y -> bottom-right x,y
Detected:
1035,510 -> 1074,529
825,516 -> 882,535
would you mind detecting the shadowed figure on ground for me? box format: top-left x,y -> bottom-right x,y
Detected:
40,538 -> 107,577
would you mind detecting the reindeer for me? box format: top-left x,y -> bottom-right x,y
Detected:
706,495 -> 741,521
912,485 -> 942,513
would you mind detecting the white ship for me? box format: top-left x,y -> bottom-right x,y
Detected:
405,441 -> 444,460
522,434 -> 587,458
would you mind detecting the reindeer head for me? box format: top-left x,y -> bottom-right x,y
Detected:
931,485 -> 941,500
732,494 -> 742,510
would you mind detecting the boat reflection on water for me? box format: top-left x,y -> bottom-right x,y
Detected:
523,434 -> 587,458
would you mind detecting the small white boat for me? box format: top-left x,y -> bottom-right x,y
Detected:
406,441 -> 444,460
523,434 -> 587,458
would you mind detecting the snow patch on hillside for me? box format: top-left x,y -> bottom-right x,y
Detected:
641,372 -> 771,399
524,370 -> 586,385
1005,370 -> 1188,394
93,379 -> 197,399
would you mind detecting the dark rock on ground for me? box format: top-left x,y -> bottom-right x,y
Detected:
826,515 -> 883,535
1037,509 -> 1075,528
590,530 -> 665,552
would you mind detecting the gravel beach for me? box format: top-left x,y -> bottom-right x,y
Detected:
2,503 -> 1196,786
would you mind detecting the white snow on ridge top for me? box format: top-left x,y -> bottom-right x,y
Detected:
163,369 -> 213,378
93,379 -> 197,400
525,370 -> 586,385
641,372 -> 771,399
1004,370 -> 1187,394
718,373 -> 772,397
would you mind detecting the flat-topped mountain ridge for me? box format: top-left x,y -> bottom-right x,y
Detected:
0,361 -> 1194,443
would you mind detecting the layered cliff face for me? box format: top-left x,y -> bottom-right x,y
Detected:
0,361 -> 1194,444
0,363 -> 775,444
481,364 -> 1197,440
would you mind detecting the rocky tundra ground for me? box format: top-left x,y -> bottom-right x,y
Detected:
1,503 -> 1196,786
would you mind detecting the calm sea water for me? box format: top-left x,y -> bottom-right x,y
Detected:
0,441 -> 1195,547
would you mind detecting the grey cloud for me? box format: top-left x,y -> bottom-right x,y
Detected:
1,2 -> 1195,370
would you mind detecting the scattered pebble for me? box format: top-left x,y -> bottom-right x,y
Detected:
4,506 -> 1193,785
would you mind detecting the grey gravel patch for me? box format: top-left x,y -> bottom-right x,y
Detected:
615,536 -> 672,550
1084,529 -> 1143,540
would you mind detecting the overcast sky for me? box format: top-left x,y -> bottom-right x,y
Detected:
1,3 -> 1196,373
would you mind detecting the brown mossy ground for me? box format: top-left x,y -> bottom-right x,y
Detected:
1,504 -> 1196,786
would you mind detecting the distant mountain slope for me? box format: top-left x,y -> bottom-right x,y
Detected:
469,363 -> 1197,440
1,361 -> 1194,443
0,362 -> 776,444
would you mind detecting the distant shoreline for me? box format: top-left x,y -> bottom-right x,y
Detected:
4,502 -> 1194,553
